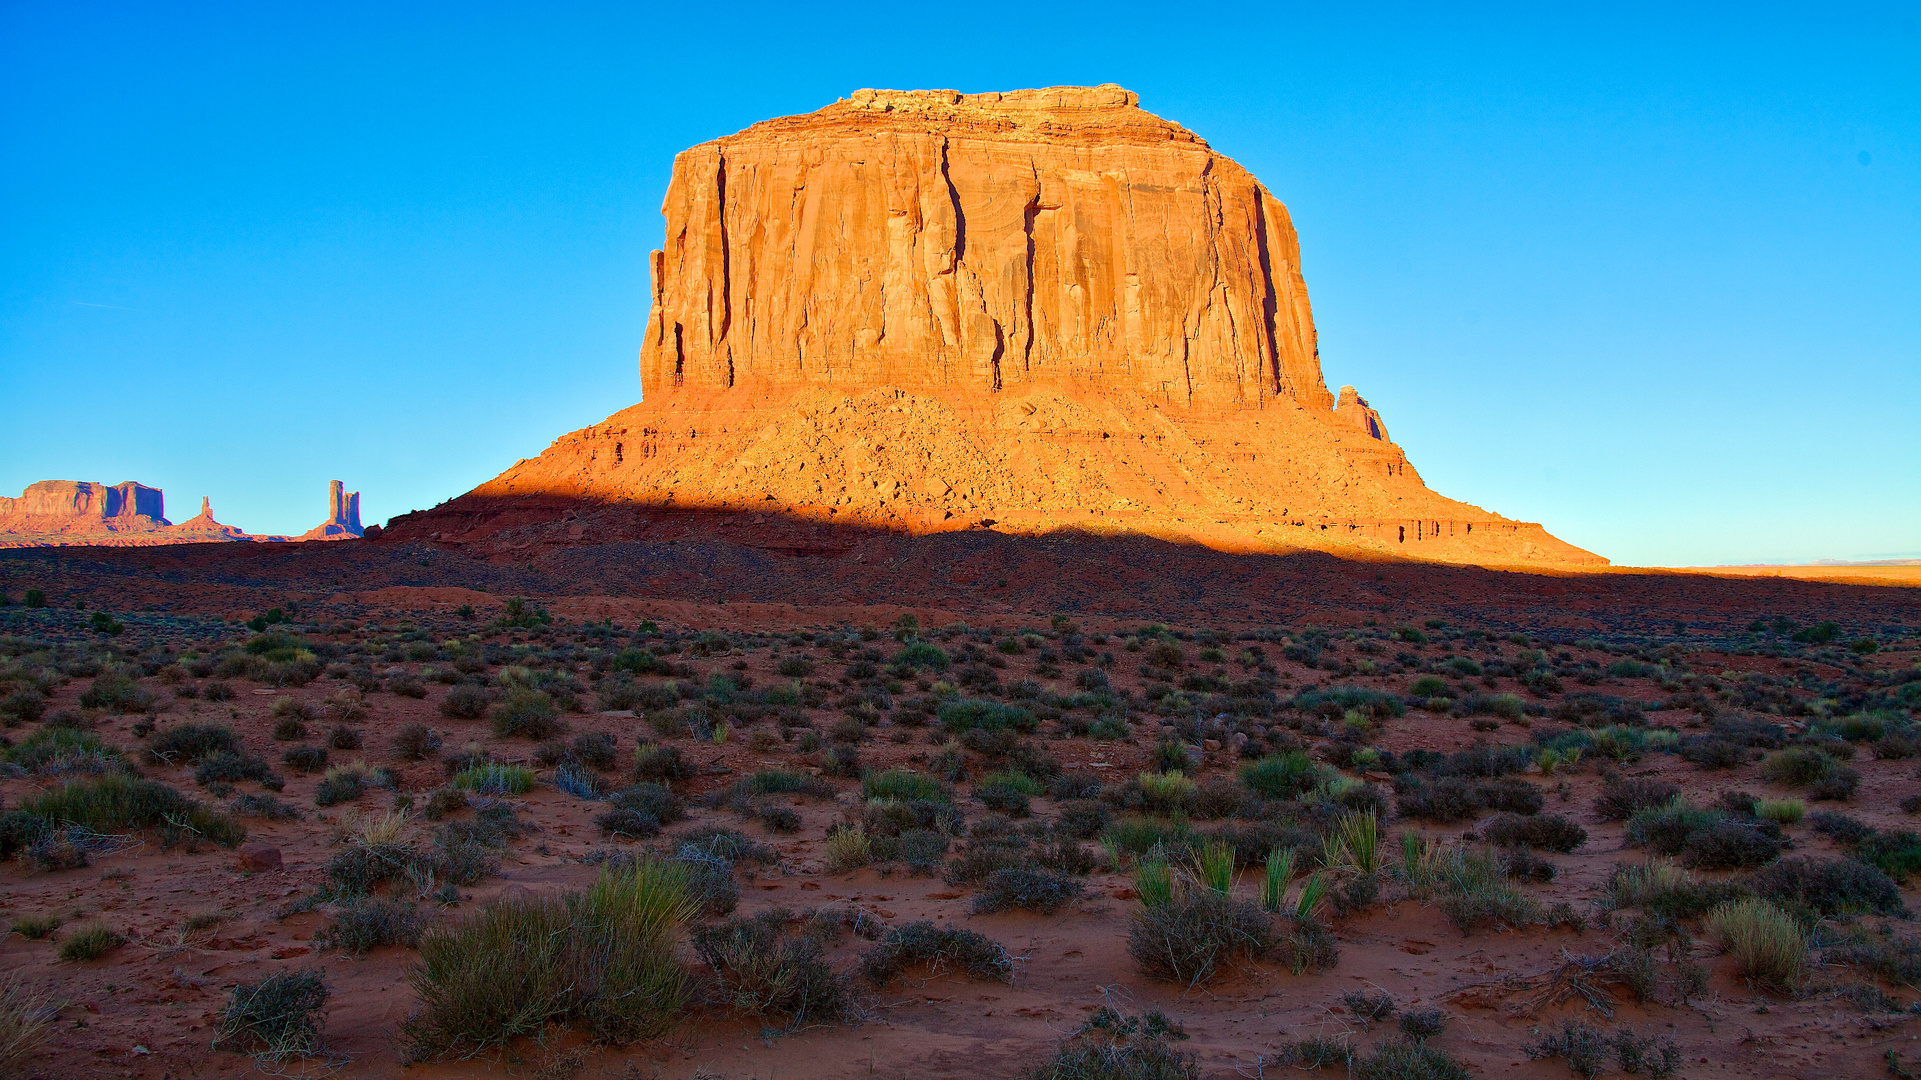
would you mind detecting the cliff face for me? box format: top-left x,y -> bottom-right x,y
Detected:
0,481 -> 168,532
392,86 -> 1603,568
643,85 -> 1329,411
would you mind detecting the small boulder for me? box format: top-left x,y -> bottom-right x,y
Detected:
236,845 -> 282,873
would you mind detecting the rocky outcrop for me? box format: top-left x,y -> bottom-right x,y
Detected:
0,480 -> 168,532
170,497 -> 250,542
297,481 -> 365,541
393,86 -> 1604,568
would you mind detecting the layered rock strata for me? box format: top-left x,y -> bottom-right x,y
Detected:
391,86 -> 1603,567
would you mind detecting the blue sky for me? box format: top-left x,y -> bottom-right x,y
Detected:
2,2 -> 1914,565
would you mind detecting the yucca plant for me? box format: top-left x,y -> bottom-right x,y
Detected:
1295,873 -> 1329,920
1136,855 -> 1174,909
1332,809 -> 1381,876
1194,842 -> 1235,895
1262,847 -> 1297,912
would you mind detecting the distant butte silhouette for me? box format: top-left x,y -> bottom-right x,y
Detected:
389,85 -> 1600,566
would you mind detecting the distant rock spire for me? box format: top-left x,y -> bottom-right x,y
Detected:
300,480 -> 365,540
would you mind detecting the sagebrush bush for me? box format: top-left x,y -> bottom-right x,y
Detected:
1128,887 -> 1275,986
402,863 -> 693,1059
1594,775 -> 1679,822
319,898 -> 426,954
1483,813 -> 1587,853
692,910 -> 846,1027
282,745 -> 328,773
1750,856 -> 1904,918
973,868 -> 1083,914
147,723 -> 241,764
393,724 -> 441,761
437,684 -> 489,720
490,689 -> 563,740
860,921 -> 1013,985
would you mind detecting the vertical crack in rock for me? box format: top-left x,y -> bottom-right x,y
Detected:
940,136 -> 965,268
1021,184 -> 1040,377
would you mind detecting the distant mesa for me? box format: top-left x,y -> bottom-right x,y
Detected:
0,479 -> 367,548
390,85 -> 1602,567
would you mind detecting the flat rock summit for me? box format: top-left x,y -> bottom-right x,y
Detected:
392,86 -> 1602,566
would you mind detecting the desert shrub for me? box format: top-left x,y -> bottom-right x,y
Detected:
57,923 -> 125,962
758,805 -> 801,833
1830,931 -> 1921,987
437,684 -> 489,720
6,727 -> 123,775
1708,898 -> 1808,990
319,898 -> 426,954
194,750 -> 278,788
1853,830 -> 1921,882
214,969 -> 330,1062
1527,1021 -> 1678,1080
489,689 -> 562,740
389,676 -> 427,699
315,766 -> 370,807
553,761 -> 609,800
1406,846 -> 1539,934
1356,1043 -> 1471,1080
1594,775 -> 1679,821
973,868 -> 1083,914
1759,746 -> 1833,786
401,863 -> 692,1059
1806,766 -> 1861,801
825,825 -> 873,871
1022,1007 -> 1197,1080
1750,856 -> 1904,918
230,793 -> 301,821
864,768 -> 947,802
1607,861 -> 1748,920
0,689 -> 47,725
860,921 -> 1012,985
1240,751 -> 1319,800
1755,798 -> 1804,824
1679,735 -> 1746,769
893,642 -> 951,672
23,774 -> 244,847
1128,887 -> 1275,986
328,725 -> 363,750
283,745 -> 328,773
1343,988 -> 1395,1022
393,724 -> 441,761
1058,799 -> 1111,840
1474,777 -> 1543,815
821,745 -> 862,778
632,743 -> 694,783
1393,776 -> 1480,823
938,698 -> 1036,734
1681,820 -> 1783,870
567,731 -> 618,770
450,764 -> 534,796
1297,686 -> 1404,722
1102,815 -> 1198,860
1400,1008 -> 1450,1042
977,771 -> 1040,815
147,723 -> 241,764
1483,813 -> 1586,853
691,911 -> 845,1027
594,783 -> 685,838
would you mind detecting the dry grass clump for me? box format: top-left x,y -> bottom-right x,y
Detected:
401,862 -> 693,1060
0,979 -> 52,1076
56,922 -> 125,962
214,969 -> 329,1063
1707,898 -> 1809,990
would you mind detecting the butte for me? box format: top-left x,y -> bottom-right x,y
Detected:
389,85 -> 1603,567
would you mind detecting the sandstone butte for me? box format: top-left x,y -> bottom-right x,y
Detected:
386,85 -> 1604,567
0,480 -> 362,548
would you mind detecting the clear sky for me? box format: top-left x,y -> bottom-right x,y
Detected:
2,3 -> 1915,566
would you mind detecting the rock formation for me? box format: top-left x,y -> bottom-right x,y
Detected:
388,86 -> 1604,567
0,480 -> 169,532
297,481 -> 364,541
